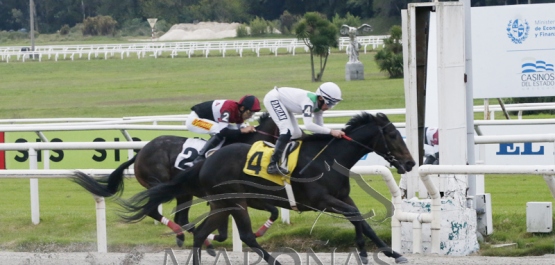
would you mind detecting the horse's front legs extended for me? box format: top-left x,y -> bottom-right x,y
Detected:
342,196 -> 408,264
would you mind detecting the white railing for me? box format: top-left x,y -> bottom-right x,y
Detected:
417,165 -> 555,254
0,36 -> 390,63
2,102 -> 553,126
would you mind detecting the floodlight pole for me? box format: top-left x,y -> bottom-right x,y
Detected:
30,0 -> 35,52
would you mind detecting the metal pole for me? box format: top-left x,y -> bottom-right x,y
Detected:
30,0 -> 35,53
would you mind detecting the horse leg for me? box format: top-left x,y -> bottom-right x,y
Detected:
229,201 -> 281,265
320,196 -> 369,264
174,194 -> 193,247
192,208 -> 232,265
213,221 -> 228,242
342,196 -> 407,264
174,195 -> 217,256
145,210 -> 185,244
255,204 -> 279,237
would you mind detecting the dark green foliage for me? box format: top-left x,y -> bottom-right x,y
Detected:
236,24 -> 249,37
59,25 -> 70,35
295,12 -> 339,82
374,25 -> 403,78
0,30 -> 29,43
119,19 -> 150,37
3,0 -> 550,34
249,16 -> 268,36
331,12 -> 362,32
279,11 -> 299,34
82,16 -> 118,36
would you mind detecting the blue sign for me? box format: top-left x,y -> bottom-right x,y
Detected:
496,142 -> 544,155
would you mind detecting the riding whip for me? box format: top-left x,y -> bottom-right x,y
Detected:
298,137 -> 336,174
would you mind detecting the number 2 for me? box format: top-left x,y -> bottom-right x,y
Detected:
177,147 -> 198,169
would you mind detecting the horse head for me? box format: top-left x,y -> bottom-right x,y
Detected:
373,113 -> 415,173
345,112 -> 415,174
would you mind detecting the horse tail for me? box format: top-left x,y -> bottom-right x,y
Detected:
118,162 -> 203,223
72,155 -> 136,198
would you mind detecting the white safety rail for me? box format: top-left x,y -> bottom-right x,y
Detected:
0,38 -> 314,62
0,36 -> 391,63
416,165 -> 555,254
2,102 -> 553,126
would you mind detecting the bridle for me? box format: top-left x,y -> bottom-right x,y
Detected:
344,122 -> 401,167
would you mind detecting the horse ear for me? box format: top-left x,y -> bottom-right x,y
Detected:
376,112 -> 389,122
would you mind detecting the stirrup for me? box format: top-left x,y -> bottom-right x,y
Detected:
267,163 -> 289,175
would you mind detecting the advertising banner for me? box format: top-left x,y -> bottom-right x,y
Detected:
477,124 -> 555,165
4,130 -> 198,169
472,4 -> 555,98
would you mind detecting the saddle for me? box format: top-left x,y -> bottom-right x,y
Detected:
242,140 -> 302,185
174,138 -> 223,170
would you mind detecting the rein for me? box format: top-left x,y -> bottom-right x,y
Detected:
344,122 -> 399,165
256,130 -> 279,139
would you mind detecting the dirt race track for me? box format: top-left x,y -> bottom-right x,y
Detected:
0,250 -> 554,265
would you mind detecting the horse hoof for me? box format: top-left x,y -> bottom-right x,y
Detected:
176,234 -> 185,248
395,256 -> 409,264
360,256 -> 369,264
206,245 -> 216,257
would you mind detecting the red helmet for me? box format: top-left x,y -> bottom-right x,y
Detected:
238,95 -> 261,112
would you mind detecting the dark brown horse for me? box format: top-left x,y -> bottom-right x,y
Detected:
72,113 -> 280,253
120,112 -> 415,264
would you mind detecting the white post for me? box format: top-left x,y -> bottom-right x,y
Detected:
401,8 -> 420,199
29,148 -> 40,225
94,195 -> 108,253
232,217 -> 242,252
280,208 -> 290,224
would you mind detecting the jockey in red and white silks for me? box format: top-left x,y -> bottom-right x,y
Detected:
185,95 -> 261,163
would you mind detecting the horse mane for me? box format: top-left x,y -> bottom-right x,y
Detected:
344,112 -> 376,134
257,112 -> 271,125
301,112 -> 377,143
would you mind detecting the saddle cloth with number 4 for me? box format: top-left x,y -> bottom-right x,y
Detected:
242,140 -> 302,185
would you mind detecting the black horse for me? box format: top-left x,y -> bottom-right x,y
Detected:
72,112 -> 280,251
121,112 -> 415,265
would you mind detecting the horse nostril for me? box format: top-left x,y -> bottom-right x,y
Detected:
406,161 -> 415,171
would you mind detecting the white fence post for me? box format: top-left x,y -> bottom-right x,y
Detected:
232,217 -> 241,252
29,148 -> 40,225
94,195 -> 108,253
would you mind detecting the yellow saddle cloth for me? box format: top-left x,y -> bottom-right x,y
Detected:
242,140 -> 302,186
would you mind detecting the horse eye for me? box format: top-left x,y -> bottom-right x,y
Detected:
387,131 -> 397,139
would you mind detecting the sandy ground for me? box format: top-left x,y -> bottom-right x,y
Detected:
1,250 -> 554,265
158,22 -> 241,41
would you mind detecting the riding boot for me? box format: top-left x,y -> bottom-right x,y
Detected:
194,134 -> 223,164
267,134 -> 291,175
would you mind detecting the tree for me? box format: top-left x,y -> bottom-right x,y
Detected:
374,25 -> 403,78
295,12 -> 339,82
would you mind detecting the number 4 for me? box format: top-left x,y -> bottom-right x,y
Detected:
247,151 -> 263,174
